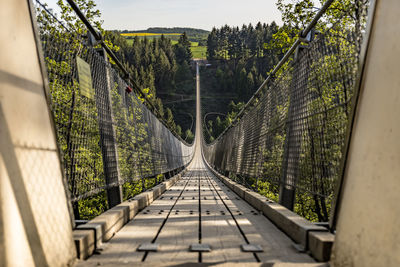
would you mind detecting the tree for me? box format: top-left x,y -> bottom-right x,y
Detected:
207,28 -> 218,60
174,32 -> 192,64
165,108 -> 176,131
269,0 -> 368,54
246,72 -> 255,98
185,129 -> 194,143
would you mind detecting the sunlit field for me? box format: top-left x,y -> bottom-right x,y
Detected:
121,33 -> 181,37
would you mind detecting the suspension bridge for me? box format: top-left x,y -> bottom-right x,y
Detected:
1,0 -> 399,267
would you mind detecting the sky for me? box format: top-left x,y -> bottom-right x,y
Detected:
43,0 -> 283,31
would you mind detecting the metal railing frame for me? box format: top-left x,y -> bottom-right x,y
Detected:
202,0 -> 369,225
65,0 -> 192,146
208,0 -> 335,145
35,0 -> 195,220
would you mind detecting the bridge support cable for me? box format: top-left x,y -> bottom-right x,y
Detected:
202,0 -> 371,223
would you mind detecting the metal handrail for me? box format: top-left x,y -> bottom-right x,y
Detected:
206,0 -> 335,145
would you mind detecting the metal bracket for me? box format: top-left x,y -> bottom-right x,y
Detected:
241,244 -> 263,252
189,243 -> 212,252
137,243 -> 159,252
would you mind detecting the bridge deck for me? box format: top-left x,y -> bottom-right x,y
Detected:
78,156 -> 317,266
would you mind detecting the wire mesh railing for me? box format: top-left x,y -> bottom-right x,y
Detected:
202,0 -> 370,222
35,1 -> 194,219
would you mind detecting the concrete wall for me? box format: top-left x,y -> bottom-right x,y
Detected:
331,0 -> 400,266
0,0 -> 76,266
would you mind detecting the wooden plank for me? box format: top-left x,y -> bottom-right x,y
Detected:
83,176 -> 187,264
214,176 -> 315,263
83,206 -> 168,263
145,174 -> 199,262
200,183 -> 255,263
80,169 -> 315,265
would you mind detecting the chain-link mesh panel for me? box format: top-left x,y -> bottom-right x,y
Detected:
203,1 -> 369,222
35,2 -> 194,218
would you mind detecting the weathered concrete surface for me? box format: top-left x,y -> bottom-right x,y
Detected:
0,0 -> 76,266
308,232 -> 334,262
331,0 -> 400,266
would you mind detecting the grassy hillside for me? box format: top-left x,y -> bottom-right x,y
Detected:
121,27 -> 208,41
121,33 -> 181,37
121,27 -> 209,40
191,45 -> 207,59
121,28 -> 208,59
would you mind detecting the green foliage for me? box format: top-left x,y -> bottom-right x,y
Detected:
165,108 -> 176,131
185,129 -> 195,143
202,22 -> 281,120
191,46 -> 207,59
205,101 -> 244,142
207,22 -> 280,62
174,32 -> 192,65
122,27 -> 209,43
204,0 -> 367,222
123,181 -> 143,201
268,0 -> 368,53
37,0 -> 111,220
78,191 -> 107,220
37,0 -> 193,220
256,180 -> 279,203
108,31 -> 194,141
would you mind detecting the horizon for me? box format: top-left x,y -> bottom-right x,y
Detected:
116,23 -> 280,33
120,27 -> 210,32
41,0 -> 283,31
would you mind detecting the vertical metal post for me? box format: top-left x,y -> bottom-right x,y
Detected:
279,45 -> 309,210
95,48 -> 123,208
255,176 -> 259,192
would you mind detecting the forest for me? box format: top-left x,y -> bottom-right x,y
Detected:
105,31 -> 196,143
202,22 -> 282,143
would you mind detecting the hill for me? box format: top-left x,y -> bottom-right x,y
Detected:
120,27 -> 209,43
122,27 -> 209,35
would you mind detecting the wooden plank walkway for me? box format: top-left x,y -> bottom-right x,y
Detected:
77,155 -> 316,266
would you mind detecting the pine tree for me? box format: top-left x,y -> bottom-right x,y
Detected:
207,28 -> 218,60
174,32 -> 192,64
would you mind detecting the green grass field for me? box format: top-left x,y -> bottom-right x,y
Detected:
121,33 -> 181,37
191,45 -> 207,59
123,36 -> 206,59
